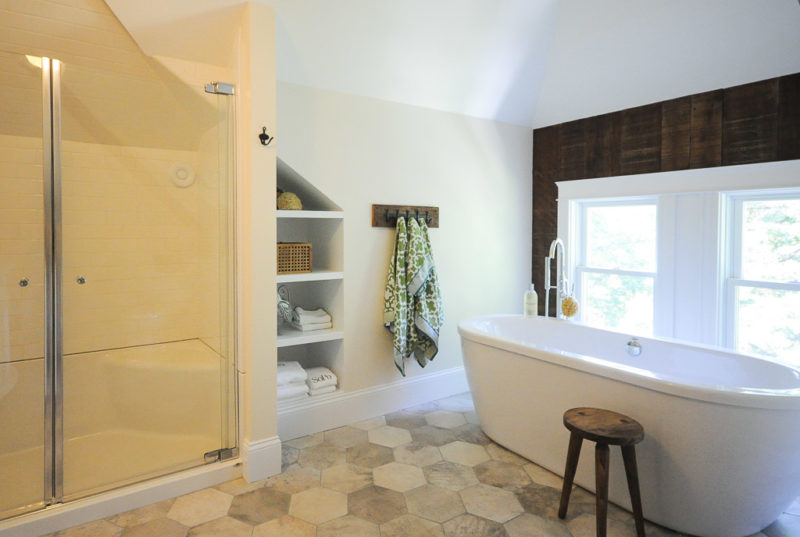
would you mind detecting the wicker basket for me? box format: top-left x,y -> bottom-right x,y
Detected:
277,242 -> 312,274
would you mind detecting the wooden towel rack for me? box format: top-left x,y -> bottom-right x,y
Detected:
372,204 -> 439,228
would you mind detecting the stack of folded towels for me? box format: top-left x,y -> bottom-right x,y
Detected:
277,361 -> 309,403
305,366 -> 338,396
292,307 -> 332,332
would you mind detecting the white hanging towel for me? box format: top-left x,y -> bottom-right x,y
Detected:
277,361 -> 308,386
305,366 -> 337,390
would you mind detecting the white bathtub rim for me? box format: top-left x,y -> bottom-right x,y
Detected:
458,314 -> 800,410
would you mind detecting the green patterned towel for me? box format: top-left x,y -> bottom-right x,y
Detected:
384,216 -> 443,376
384,217 -> 410,374
409,217 -> 443,367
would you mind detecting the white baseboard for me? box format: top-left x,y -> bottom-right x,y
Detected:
0,461 -> 240,537
277,366 -> 469,440
243,436 -> 282,482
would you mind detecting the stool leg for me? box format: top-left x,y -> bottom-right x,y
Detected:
558,432 -> 583,519
595,443 -> 609,537
622,445 -> 646,537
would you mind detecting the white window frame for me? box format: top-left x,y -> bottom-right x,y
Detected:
556,159 -> 800,347
723,189 -> 800,351
572,197 -> 658,334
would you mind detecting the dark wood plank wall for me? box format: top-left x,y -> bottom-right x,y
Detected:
532,73 -> 800,315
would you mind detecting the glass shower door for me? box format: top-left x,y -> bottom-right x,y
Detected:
0,50 -> 48,519
57,60 -> 236,499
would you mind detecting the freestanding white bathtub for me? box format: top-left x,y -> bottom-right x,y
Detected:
458,314 -> 800,537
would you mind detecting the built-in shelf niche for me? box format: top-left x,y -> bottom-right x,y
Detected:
276,157 -> 345,415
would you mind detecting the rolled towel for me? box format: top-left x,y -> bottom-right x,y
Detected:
277,382 -> 309,400
291,321 -> 332,332
309,385 -> 336,396
293,307 -> 332,324
277,361 -> 307,386
306,366 -> 337,390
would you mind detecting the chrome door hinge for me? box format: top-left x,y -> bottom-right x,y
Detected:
204,447 -> 239,464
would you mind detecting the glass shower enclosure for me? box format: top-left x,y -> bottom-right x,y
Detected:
0,50 -> 237,519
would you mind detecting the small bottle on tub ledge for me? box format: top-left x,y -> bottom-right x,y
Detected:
523,283 -> 538,317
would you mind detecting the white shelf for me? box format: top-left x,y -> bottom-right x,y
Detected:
277,389 -> 341,410
277,210 -> 344,219
277,270 -> 344,283
277,327 -> 345,347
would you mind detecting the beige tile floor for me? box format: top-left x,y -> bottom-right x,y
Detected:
46,393 -> 800,537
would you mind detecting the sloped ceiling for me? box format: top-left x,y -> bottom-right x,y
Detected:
106,0 -> 800,128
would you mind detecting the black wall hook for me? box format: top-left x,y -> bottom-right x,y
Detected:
258,126 -> 274,146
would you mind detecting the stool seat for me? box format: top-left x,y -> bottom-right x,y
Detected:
563,407 -> 644,446
558,407 -> 646,537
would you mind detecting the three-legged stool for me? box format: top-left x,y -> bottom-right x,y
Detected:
557,407 -> 646,537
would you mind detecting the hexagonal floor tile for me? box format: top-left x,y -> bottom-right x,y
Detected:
385,411 -> 427,430
486,443 -> 529,466
442,514 -> 508,537
284,432 -> 324,450
504,513 -> 572,537
321,463 -> 373,493
474,460 -> 532,491
410,425 -> 459,447
394,442 -> 442,467
297,443 -> 347,470
324,426 -> 369,449
381,514 -> 445,537
405,484 -> 465,523
515,483 -> 564,519
289,487 -> 348,525
440,441 -> 490,467
252,515 -> 315,537
167,488 -> 233,527
452,424 -> 492,446
228,487 -> 291,525
373,462 -> 427,492
348,485 -> 407,524
423,461 -> 479,491
109,499 -> 174,528
351,416 -> 387,431
187,516 -> 253,537
368,426 -> 413,448
425,410 -> 467,429
265,464 -> 320,494
120,518 -> 187,537
568,513 -> 637,537
317,514 -> 380,537
434,393 -> 475,412
523,463 -> 563,489
347,442 -> 395,469
460,484 -> 523,523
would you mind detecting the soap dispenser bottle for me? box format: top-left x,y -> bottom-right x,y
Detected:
523,283 -> 538,317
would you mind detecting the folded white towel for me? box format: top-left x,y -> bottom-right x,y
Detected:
294,307 -> 332,324
291,321 -> 332,331
309,385 -> 336,396
278,393 -> 309,404
277,382 -> 309,400
277,361 -> 307,386
305,366 -> 337,390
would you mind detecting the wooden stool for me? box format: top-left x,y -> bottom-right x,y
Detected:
557,408 -> 646,537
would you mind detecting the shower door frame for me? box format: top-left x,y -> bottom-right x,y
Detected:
41,56 -> 63,506
34,57 -> 238,510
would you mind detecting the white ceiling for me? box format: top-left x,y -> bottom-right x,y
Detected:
106,0 -> 800,128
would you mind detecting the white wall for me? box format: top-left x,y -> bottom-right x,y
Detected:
277,83 -> 532,391
534,0 -> 800,127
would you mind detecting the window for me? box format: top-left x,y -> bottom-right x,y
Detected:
726,193 -> 800,363
574,200 -> 657,335
557,160 -> 800,365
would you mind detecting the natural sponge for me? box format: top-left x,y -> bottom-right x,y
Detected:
277,192 -> 302,210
